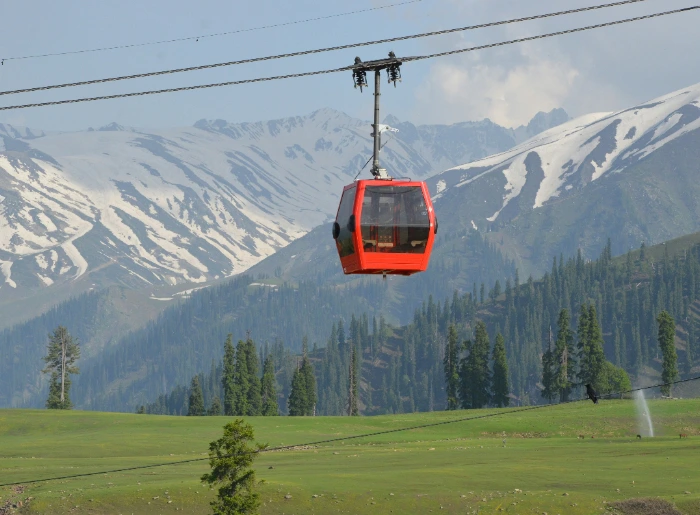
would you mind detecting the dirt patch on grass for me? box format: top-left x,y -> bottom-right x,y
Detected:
610,498 -> 682,515
0,485 -> 32,515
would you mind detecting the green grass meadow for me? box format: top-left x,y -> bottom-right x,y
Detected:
1,400 -> 700,514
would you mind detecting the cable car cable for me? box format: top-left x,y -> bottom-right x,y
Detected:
0,0 -> 425,64
354,133 -> 396,181
1,6 -> 695,112
355,155 -> 375,182
0,0 -> 657,97
1,374 -> 698,488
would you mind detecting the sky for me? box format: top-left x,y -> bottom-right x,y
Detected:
0,0 -> 698,132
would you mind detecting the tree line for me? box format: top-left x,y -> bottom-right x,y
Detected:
74,235 -> 700,415
73,276 -> 388,412
309,239 -> 697,413
142,235 -> 694,415
3,225 -> 517,412
138,334 -> 318,417
540,305 -> 631,402
443,322 -> 510,410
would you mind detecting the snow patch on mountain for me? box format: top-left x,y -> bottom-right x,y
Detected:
488,159 -> 527,222
0,260 -> 16,288
436,83 -> 700,221
62,235 -> 89,279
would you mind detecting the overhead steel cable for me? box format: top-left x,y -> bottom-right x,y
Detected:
0,6 -> 696,112
1,374 -> 698,488
0,0 -> 424,64
0,0 -> 655,97
401,6 -> 700,63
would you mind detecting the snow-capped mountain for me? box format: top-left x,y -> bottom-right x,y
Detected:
0,108 -> 566,300
428,82 -> 700,273
431,84 -> 700,220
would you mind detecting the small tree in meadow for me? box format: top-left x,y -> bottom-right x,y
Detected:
201,419 -> 266,515
43,325 -> 80,410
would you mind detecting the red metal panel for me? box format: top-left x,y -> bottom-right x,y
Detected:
334,179 -> 436,276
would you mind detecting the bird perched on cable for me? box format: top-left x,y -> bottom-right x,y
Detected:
585,384 -> 599,404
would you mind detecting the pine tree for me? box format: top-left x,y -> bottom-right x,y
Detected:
443,325 -> 460,410
233,340 -> 250,416
576,304 -> 590,365
554,309 -> 576,401
42,325 -> 80,409
493,280 -> 502,300
458,339 -> 473,408
491,333 -> 509,407
578,304 -> 606,389
208,396 -> 222,416
201,419 -> 265,514
288,362 -> 308,416
338,319 -> 346,354
260,354 -> 278,416
301,356 -> 317,416
473,321 -> 492,407
657,310 -> 678,397
222,334 -> 236,416
244,336 -> 262,416
46,372 -> 70,409
541,346 -> 557,403
686,318 -> 696,376
188,376 -> 205,416
458,321 -> 491,409
347,346 -> 359,416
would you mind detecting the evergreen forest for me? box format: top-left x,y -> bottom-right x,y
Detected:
143,236 -> 700,416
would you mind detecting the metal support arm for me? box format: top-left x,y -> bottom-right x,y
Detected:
351,52 -> 402,180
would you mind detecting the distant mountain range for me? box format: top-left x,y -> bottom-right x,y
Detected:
0,109 -> 566,328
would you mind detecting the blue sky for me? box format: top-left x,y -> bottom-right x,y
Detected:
1,0 -> 698,131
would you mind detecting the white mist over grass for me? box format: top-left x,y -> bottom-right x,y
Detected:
635,389 -> 654,437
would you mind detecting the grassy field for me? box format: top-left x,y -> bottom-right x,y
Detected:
1,399 -> 700,514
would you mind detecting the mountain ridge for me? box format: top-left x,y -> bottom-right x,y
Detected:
425,82 -> 700,276
0,107 -> 567,328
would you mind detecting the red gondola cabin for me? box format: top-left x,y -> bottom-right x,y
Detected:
332,179 -> 437,275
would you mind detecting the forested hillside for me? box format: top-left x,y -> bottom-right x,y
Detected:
1,226 -> 515,410
73,276 -> 394,411
148,233 -> 700,416
324,236 -> 700,411
0,287 -> 164,408
247,223 -> 516,323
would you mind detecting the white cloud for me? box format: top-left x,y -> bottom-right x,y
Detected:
412,46 -> 579,127
408,0 -> 700,127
